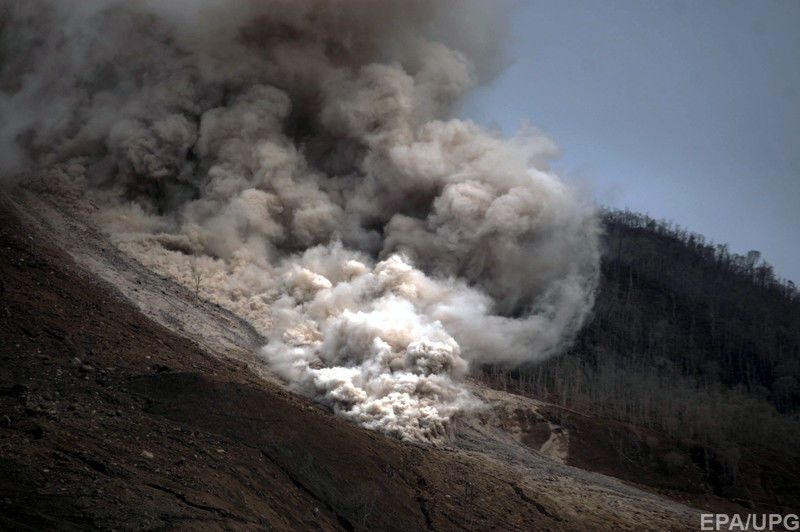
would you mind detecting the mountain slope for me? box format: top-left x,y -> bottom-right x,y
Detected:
0,191 -> 702,530
481,210 -> 800,512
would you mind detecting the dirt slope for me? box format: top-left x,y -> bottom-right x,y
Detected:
0,191 -> 700,530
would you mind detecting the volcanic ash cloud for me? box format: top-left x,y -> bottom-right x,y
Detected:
1,0 -> 600,441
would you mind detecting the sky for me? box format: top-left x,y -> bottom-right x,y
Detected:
459,0 -> 800,283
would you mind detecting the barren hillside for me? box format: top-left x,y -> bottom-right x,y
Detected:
0,189 -> 702,530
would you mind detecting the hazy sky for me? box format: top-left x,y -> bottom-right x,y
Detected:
460,0 -> 800,282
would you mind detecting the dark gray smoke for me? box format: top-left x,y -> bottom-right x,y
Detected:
0,0 -> 599,440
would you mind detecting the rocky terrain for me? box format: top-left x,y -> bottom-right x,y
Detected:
0,188 -> 706,530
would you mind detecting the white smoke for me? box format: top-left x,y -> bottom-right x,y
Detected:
1,0 -> 600,441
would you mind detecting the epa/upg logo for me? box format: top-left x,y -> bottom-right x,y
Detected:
700,514 -> 799,531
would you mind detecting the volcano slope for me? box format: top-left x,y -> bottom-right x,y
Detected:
0,189 -> 701,530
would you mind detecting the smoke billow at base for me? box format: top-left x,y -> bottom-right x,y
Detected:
1,0 -> 599,441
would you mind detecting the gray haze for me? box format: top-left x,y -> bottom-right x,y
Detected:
0,1 -> 598,440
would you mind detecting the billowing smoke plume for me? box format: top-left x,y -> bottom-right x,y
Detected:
1,0 -> 599,440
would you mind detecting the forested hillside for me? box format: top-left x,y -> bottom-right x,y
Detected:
480,210 -> 800,507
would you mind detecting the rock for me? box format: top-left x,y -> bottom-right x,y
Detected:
79,364 -> 94,373
70,357 -> 82,367
20,420 -> 44,439
141,450 -> 154,459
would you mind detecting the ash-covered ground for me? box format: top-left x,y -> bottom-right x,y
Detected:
0,186 -> 702,530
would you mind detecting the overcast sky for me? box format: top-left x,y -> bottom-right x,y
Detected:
460,0 -> 800,282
